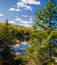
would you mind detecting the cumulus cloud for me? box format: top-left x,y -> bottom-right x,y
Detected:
8,17 -> 33,28
9,20 -> 16,24
9,0 -> 40,11
9,8 -> 22,12
14,18 -> 21,22
19,23 -> 32,28
16,2 -> 32,10
21,0 -> 40,5
14,17 -> 33,27
22,15 -> 33,21
14,17 -> 32,24
9,8 -> 15,11
0,14 -> 4,16
22,15 -> 29,18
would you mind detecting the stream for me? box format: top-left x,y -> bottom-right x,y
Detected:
11,41 -> 29,55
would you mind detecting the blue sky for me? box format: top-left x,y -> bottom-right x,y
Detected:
0,0 -> 49,28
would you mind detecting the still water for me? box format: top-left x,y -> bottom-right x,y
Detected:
11,41 -> 29,55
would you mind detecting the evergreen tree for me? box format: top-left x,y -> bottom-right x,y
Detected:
25,0 -> 57,65
0,20 -> 17,65
34,0 -> 57,63
0,20 -> 17,45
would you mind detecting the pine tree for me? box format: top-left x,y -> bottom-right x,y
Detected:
0,20 -> 17,64
34,0 -> 57,63
24,0 -> 57,65
0,20 -> 17,47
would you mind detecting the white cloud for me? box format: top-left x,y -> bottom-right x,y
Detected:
9,0 -> 40,11
16,2 -> 32,10
15,9 -> 22,11
22,15 -> 28,17
14,18 -> 21,21
16,0 -> 40,10
14,17 -> 33,27
9,8 -> 15,11
21,0 -> 40,5
14,17 -> 32,24
9,20 -> 16,24
9,8 -> 22,12
0,14 -> 4,16
22,15 -> 33,20
19,23 -> 32,28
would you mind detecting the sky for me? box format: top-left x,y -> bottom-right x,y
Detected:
0,0 -> 51,28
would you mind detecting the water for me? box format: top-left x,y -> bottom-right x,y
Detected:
11,41 -> 29,55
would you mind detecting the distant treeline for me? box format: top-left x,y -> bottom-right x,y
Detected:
0,23 -> 57,42
0,22 -> 31,42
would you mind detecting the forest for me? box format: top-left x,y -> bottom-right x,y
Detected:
0,0 -> 57,65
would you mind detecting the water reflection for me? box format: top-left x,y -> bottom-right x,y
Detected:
11,41 -> 29,55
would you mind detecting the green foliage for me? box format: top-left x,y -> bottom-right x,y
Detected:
0,20 -> 17,45
24,0 -> 57,65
